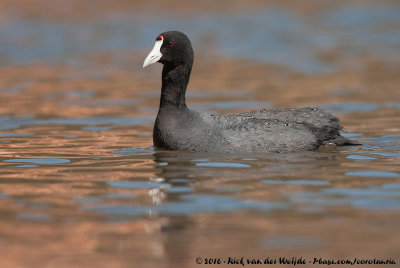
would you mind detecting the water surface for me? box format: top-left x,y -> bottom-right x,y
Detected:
0,1 -> 400,267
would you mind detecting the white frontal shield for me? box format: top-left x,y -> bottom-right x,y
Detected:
143,39 -> 163,68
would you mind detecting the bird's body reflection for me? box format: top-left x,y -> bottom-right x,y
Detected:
149,149 -> 346,266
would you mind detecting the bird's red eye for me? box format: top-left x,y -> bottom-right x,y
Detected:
168,42 -> 174,47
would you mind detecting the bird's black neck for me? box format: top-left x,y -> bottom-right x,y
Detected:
159,61 -> 192,110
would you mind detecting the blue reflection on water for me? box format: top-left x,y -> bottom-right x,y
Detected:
287,184 -> 400,211
354,135 -> 400,156
86,194 -> 288,217
346,155 -> 376,161
262,180 -> 330,186
0,116 -> 154,130
81,126 -> 111,131
196,162 -> 250,168
166,186 -> 194,194
113,147 -> 155,155
1,5 -> 400,73
0,193 -> 9,198
17,212 -> 53,222
4,158 -> 70,164
15,165 -> 39,168
346,171 -> 399,178
320,103 -> 378,114
105,193 -> 138,199
0,133 -> 34,137
108,181 -> 170,189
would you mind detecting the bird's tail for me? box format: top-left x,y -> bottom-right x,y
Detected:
331,135 -> 361,146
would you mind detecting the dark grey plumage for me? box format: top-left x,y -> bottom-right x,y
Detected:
144,31 -> 358,153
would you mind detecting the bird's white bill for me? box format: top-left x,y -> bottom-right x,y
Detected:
143,39 -> 163,68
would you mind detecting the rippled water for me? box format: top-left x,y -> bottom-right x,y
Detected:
0,1 -> 400,267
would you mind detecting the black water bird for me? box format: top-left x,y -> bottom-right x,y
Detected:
143,31 -> 358,153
